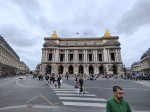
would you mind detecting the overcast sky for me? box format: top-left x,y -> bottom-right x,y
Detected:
0,0 -> 150,70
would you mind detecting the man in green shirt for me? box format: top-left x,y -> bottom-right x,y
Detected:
106,86 -> 132,112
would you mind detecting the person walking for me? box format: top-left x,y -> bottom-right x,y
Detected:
79,77 -> 84,94
45,74 -> 49,84
66,72 -> 69,81
74,77 -> 80,94
106,86 -> 132,112
57,75 -> 61,88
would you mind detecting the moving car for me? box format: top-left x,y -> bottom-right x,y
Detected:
141,74 -> 150,80
131,73 -> 142,80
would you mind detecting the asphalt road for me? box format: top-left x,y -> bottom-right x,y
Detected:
0,75 -> 150,112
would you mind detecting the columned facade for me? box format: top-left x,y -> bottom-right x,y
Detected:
140,48 -> 150,74
40,31 -> 123,76
0,35 -> 29,76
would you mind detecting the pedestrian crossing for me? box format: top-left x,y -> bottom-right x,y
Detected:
50,83 -> 106,108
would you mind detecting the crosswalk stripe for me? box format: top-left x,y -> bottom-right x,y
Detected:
51,82 -> 107,108
53,89 -> 75,91
59,97 -> 106,101
51,86 -> 73,89
54,91 -> 89,93
62,102 -> 106,107
56,93 -> 97,96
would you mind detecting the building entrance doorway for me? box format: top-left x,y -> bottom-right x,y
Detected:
78,65 -> 83,74
99,65 -> 104,74
58,65 -> 63,74
113,65 -> 117,75
69,65 -> 73,74
46,65 -> 51,74
89,65 -> 94,74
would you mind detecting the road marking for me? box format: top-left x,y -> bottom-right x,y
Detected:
56,93 -> 97,96
54,91 -> 89,93
32,105 -> 58,108
40,94 -> 54,105
0,105 -> 27,110
62,102 -> 106,107
16,79 -> 48,88
0,105 -> 58,110
51,82 -> 107,108
59,97 -> 106,101
0,105 -> 149,112
53,88 -> 75,90
26,94 -> 41,104
51,86 -> 73,89
0,90 -> 12,98
134,81 -> 150,88
26,94 -> 54,106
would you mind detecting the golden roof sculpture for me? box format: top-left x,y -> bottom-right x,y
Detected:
51,31 -> 57,38
104,29 -> 111,37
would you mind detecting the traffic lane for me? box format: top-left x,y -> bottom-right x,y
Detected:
0,77 -> 62,108
125,89 -> 150,111
63,79 -> 150,111
84,80 -> 150,89
63,78 -> 150,89
0,105 -> 104,112
84,80 -> 150,111
15,77 -> 62,105
0,77 -> 19,99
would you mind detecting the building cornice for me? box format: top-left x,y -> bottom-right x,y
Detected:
44,36 -> 119,41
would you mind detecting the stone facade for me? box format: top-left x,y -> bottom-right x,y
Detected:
0,35 -> 29,76
140,48 -> 150,74
131,61 -> 141,73
40,31 -> 123,76
131,48 -> 150,75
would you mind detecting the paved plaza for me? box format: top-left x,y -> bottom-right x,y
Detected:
0,75 -> 150,112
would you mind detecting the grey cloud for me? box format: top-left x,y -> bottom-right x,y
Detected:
115,0 -> 150,35
0,0 -> 149,69
0,25 -> 35,47
12,0 -> 41,24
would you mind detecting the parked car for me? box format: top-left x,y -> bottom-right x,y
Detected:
141,74 -> 150,80
131,73 -> 142,80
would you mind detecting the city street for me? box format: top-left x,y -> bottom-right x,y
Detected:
0,75 -> 150,112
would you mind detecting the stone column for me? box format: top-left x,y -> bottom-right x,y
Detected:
52,50 -> 55,62
107,49 -> 110,62
43,50 -> 46,62
103,48 -> 108,62
66,50 -> 68,62
84,64 -> 88,75
84,50 -> 86,62
95,50 -> 98,62
55,49 -> 59,62
74,50 -> 78,62
41,50 -> 44,62
45,50 -> 48,62
118,49 -> 122,62
115,49 -> 119,62
65,50 -> 67,62
94,64 -> 99,74
64,64 -> 68,73
93,50 -> 96,62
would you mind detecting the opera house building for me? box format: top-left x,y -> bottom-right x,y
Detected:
39,30 -> 123,77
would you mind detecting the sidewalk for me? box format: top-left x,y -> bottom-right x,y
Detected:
134,80 -> 150,88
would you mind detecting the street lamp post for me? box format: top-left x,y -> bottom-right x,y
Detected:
123,65 -> 127,79
103,68 -> 106,78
